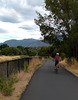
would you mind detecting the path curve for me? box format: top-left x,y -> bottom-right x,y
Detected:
20,60 -> 78,100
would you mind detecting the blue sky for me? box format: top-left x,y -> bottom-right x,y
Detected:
0,0 -> 46,43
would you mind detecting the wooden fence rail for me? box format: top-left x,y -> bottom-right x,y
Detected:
0,57 -> 48,77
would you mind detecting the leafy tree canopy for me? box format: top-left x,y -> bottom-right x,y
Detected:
0,44 -> 9,50
35,0 -> 78,44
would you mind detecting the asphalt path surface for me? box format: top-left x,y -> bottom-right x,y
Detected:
20,60 -> 78,100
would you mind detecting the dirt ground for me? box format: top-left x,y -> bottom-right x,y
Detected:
0,57 -> 45,100
60,58 -> 78,77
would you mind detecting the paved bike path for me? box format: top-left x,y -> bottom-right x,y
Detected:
20,60 -> 78,100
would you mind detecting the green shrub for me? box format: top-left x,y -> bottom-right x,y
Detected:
61,53 -> 66,60
0,74 -> 18,96
9,73 -> 18,86
23,62 -> 28,72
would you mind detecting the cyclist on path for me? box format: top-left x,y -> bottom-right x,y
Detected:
54,53 -> 60,70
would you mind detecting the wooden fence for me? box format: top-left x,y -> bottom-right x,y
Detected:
0,57 -> 48,77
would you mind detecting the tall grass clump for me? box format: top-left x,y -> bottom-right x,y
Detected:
0,74 -> 18,96
23,62 -> 28,72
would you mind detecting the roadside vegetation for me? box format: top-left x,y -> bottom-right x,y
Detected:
0,73 -> 18,96
60,58 -> 78,77
23,62 -> 28,72
0,44 -> 37,56
0,57 -> 47,100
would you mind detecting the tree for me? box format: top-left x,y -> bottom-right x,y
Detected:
38,46 -> 48,56
66,33 -> 78,59
35,0 -> 78,43
17,46 -> 25,55
24,47 -> 36,56
35,0 -> 78,59
0,44 -> 9,50
1,47 -> 23,55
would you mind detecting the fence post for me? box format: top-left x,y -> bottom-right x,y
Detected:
7,61 -> 9,78
18,59 -> 20,72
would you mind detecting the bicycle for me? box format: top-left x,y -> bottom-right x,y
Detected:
55,66 -> 58,74
54,64 -> 59,74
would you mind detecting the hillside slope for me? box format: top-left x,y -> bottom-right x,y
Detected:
0,39 -> 50,47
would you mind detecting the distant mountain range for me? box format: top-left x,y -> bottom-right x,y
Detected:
0,39 -> 51,47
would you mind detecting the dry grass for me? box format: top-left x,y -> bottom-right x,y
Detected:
0,57 -> 46,100
60,58 -> 78,77
0,56 -> 21,62
28,57 -> 42,72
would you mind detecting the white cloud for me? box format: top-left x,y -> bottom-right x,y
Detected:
0,0 -> 45,43
0,20 -> 42,42
0,28 -> 7,33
